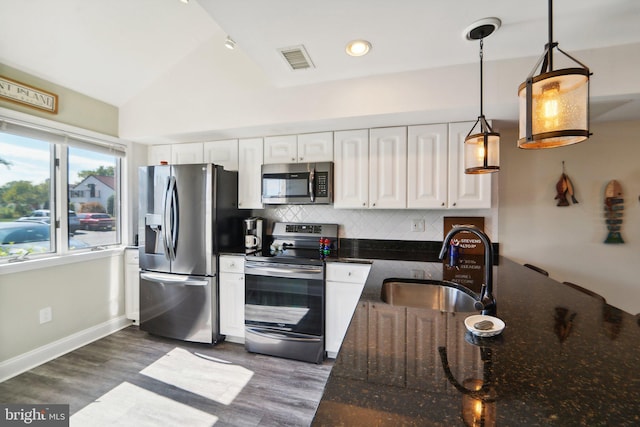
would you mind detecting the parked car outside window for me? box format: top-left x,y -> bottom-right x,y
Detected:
0,221 -> 88,257
16,209 -> 81,235
77,212 -> 115,231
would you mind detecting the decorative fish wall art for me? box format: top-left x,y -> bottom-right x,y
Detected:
604,179 -> 624,244
554,162 -> 578,206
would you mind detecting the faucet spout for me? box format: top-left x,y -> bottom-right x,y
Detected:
439,225 -> 496,316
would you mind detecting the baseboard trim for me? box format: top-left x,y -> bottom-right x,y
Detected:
0,316 -> 132,383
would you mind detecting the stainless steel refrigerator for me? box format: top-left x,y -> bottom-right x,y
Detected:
138,163 -> 245,344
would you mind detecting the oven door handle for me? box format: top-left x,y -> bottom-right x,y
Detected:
245,264 -> 323,278
246,327 -> 322,343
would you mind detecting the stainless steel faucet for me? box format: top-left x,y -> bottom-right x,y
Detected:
439,225 -> 496,316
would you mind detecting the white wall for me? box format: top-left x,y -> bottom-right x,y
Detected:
0,254 -> 126,363
119,41 -> 640,144
499,120 -> 640,314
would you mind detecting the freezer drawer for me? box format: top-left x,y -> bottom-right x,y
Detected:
139,271 -> 221,344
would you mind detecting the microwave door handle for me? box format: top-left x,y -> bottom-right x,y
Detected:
309,167 -> 315,202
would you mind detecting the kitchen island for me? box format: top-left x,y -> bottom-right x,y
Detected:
313,255 -> 640,426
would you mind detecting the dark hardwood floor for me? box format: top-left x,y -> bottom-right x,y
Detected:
0,326 -> 333,426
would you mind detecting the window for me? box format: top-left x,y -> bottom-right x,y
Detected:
0,117 -> 124,261
68,146 -> 120,248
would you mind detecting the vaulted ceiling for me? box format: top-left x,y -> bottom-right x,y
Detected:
1,0 -> 639,138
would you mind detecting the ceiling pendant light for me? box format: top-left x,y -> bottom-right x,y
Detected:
464,18 -> 501,174
518,0 -> 591,149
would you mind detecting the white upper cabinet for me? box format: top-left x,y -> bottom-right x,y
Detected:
147,145 -> 172,165
447,122 -> 492,209
238,137 -> 264,209
334,129 -> 369,208
264,135 -> 297,164
264,132 -> 334,164
203,139 -> 239,171
369,127 -> 407,209
297,132 -> 333,163
171,142 -> 204,164
407,124 -> 448,208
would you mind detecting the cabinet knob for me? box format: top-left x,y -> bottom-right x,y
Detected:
348,272 -> 352,276
362,202 -> 366,207
441,202 -> 445,206
229,263 -> 235,268
372,203 -> 376,207
453,202 -> 457,206
299,157 -> 304,161
292,157 -> 296,162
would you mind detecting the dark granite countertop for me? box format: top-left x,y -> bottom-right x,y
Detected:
313,256 -> 640,426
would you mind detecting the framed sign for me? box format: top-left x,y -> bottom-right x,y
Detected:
443,216 -> 485,255
0,75 -> 58,114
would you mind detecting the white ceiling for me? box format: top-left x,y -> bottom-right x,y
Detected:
1,0 -> 639,117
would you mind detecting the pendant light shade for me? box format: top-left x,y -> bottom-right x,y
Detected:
518,0 -> 591,149
463,18 -> 501,174
465,117 -> 500,174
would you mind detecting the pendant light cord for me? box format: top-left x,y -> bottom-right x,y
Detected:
479,38 -> 484,118
548,0 -> 554,70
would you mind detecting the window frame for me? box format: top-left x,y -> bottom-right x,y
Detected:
0,108 -> 129,269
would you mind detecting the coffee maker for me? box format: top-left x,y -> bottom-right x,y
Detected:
244,217 -> 263,255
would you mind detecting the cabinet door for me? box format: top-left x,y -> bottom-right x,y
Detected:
147,145 -> 171,166
297,132 -> 334,162
368,303 -> 406,387
407,124 -> 448,208
406,308 -> 447,392
264,135 -> 297,164
219,272 -> 245,339
336,302 -> 369,381
124,248 -> 140,324
325,280 -> 366,356
238,138 -> 264,209
448,122 -> 492,208
334,129 -> 369,208
369,127 -> 407,209
203,139 -> 238,171
171,142 -> 204,164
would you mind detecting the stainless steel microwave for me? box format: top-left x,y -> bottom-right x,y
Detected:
261,162 -> 333,205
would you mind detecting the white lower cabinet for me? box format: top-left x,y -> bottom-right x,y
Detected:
219,255 -> 245,343
325,262 -> 372,358
124,248 -> 140,324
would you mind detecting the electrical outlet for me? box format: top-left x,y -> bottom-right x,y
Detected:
411,219 -> 425,232
39,307 -> 52,324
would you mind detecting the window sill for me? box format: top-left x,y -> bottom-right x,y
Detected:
0,247 -> 125,275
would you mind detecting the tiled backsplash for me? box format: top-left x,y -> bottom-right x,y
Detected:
253,205 -> 497,241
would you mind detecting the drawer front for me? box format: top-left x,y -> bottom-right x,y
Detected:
326,262 -> 371,284
219,255 -> 245,273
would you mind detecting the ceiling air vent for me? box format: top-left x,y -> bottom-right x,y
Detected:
278,45 -> 315,70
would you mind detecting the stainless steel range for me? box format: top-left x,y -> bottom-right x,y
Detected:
244,222 -> 338,364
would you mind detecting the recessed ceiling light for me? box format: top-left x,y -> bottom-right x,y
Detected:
225,36 -> 236,50
180,0 -> 189,4
345,40 -> 371,57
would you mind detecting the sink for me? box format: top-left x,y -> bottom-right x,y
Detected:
381,279 -> 479,312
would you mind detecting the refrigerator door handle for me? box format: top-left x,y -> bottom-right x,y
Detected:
140,272 -> 208,286
163,175 -> 177,261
